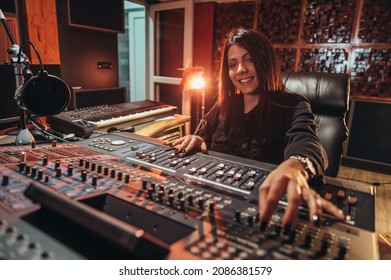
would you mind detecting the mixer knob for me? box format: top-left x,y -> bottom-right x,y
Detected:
31,167 -> 37,178
1,175 -> 9,186
198,197 -> 204,210
55,160 -> 61,169
92,175 -> 98,186
51,140 -> 57,147
168,187 -> 174,195
147,186 -> 154,199
168,193 -> 175,207
97,165 -> 103,173
37,169 -> 43,180
56,167 -> 62,177
18,162 -> 25,172
234,210 -> 241,223
31,141 -> 36,148
24,165 -> 31,175
85,160 -> 90,169
67,165 -> 73,176
150,182 -> 156,192
103,167 -> 109,176
110,169 -> 116,178
42,156 -> 48,166
81,170 -> 87,182
187,195 -> 194,206
142,180 -> 148,189
91,163 -> 96,171
177,192 -> 183,199
179,197 -> 186,210
124,174 -> 130,183
79,159 -> 84,167
157,190 -> 164,203
19,152 -> 26,163
117,172 -> 123,181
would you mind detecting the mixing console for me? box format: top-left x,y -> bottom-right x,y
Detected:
0,132 -> 379,259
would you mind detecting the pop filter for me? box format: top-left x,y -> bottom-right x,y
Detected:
20,70 -> 71,116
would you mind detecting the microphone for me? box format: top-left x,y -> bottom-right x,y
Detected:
17,69 -> 71,116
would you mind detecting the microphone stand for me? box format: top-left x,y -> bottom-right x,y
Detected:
1,9 -> 35,145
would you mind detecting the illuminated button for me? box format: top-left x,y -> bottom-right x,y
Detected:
337,190 -> 345,198
348,196 -> 357,205
233,173 -> 242,180
227,170 -> 235,177
324,192 -> 333,200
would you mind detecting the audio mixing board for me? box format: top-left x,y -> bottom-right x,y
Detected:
0,132 -> 379,260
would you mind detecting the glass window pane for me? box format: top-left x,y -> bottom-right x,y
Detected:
155,83 -> 183,112
155,9 -> 184,78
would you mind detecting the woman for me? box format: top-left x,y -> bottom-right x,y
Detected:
167,27 -> 344,232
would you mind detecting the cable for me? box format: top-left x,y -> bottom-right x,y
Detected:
17,40 -> 44,71
28,116 -> 70,143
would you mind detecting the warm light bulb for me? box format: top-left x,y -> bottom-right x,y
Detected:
189,75 -> 205,90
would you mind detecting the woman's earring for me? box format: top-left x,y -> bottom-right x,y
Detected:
235,88 -> 240,94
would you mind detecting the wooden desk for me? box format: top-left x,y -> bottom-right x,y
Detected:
135,114 -> 190,141
338,166 -> 391,259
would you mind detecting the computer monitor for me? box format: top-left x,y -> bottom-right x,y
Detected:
342,99 -> 391,174
70,87 -> 126,110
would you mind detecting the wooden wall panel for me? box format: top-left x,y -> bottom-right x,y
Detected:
21,0 -> 60,64
212,0 -> 391,101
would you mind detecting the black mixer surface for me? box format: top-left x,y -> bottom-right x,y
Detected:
0,132 -> 379,260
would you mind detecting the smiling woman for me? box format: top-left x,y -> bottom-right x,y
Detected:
166,27 -> 345,232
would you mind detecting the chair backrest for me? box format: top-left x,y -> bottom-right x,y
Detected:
282,72 -> 350,177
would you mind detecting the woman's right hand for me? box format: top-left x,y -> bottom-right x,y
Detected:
164,135 -> 208,155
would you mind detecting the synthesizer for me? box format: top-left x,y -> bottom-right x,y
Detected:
0,133 -> 379,260
46,100 -> 177,137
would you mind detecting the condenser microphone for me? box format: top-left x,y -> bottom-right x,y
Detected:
18,70 -> 71,116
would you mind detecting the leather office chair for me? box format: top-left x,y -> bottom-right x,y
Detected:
282,72 -> 350,177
